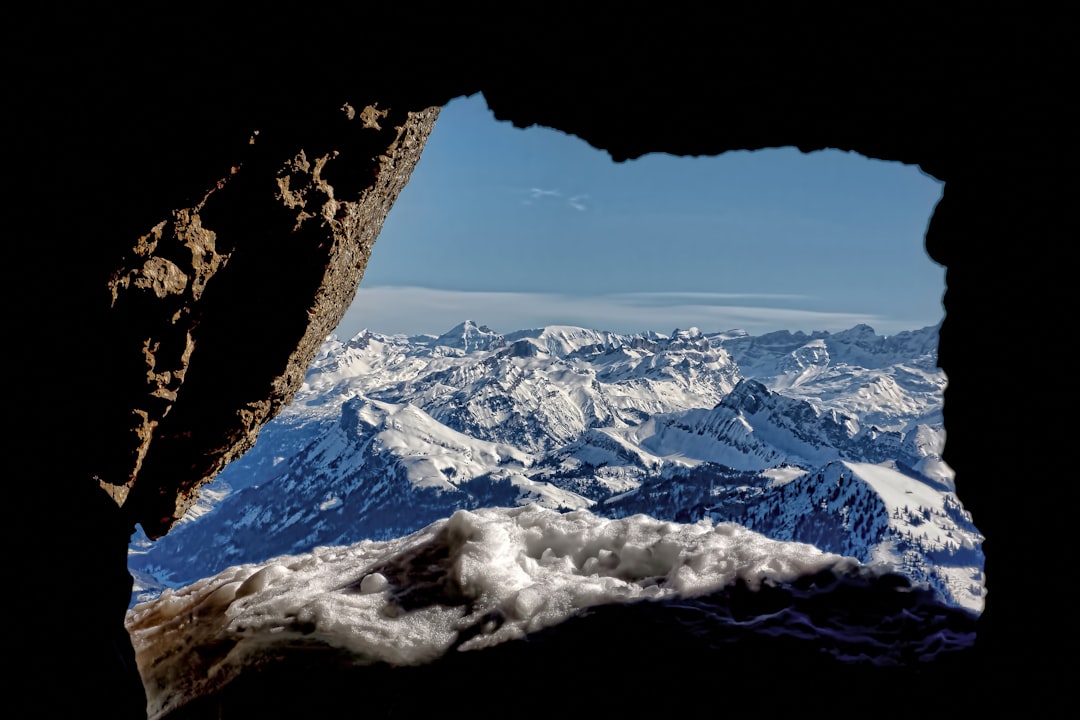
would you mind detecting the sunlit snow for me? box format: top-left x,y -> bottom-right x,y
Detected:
129,505 -> 883,719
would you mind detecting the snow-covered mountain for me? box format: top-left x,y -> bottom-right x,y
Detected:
129,320 -> 983,612
718,324 -> 946,429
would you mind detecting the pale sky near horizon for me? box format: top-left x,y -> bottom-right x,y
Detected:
333,93 -> 946,340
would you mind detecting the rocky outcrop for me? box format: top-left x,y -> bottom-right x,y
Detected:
5,4 -> 1071,717
106,104 -> 439,538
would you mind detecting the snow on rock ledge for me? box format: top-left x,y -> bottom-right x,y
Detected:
128,505 -> 861,718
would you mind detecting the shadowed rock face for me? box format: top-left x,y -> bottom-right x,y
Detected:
5,5 -> 1071,717
101,103 -> 440,538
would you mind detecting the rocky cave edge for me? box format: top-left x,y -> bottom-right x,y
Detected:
7,6 -> 1070,717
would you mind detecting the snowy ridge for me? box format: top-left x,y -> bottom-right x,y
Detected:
597,458 -> 982,612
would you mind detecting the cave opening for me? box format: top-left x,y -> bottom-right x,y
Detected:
127,93 -> 976,608
116,76 -> 1022,718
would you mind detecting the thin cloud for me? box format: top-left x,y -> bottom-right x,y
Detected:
517,188 -> 589,211
568,194 -> 589,211
611,291 -> 811,305
521,187 -> 561,207
333,286 -> 910,340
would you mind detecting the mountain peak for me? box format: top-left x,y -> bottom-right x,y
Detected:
720,378 -> 771,413
434,321 -> 505,352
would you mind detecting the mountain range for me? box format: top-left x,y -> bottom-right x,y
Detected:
128,321 -> 983,613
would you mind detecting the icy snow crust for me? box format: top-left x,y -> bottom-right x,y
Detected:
129,506 -> 867,719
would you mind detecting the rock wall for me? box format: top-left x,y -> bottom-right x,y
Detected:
5,5 -> 1071,716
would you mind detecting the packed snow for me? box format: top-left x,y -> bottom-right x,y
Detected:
128,505 -> 884,719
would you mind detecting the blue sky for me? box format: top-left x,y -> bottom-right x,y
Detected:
334,93 -> 945,340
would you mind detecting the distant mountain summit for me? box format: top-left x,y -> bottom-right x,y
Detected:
433,320 -> 505,352
129,320 -> 981,612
